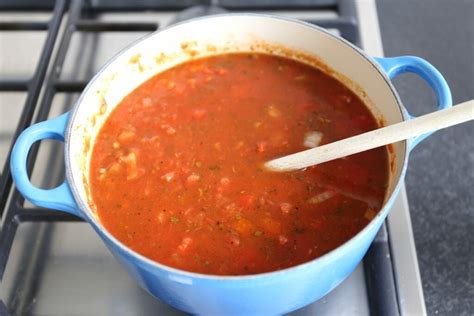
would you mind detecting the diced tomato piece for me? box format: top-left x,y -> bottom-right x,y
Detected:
181,166 -> 191,174
192,109 -> 207,119
278,235 -> 288,245
217,68 -> 228,75
302,103 -> 319,112
239,194 -> 255,208
229,235 -> 240,246
174,84 -> 185,95
355,114 -> 371,128
262,217 -> 281,235
280,202 -> 293,214
190,64 -> 203,73
167,81 -> 176,90
256,141 -> 267,153
157,211 -> 167,224
202,67 -> 213,74
193,212 -> 205,227
187,78 -> 197,88
161,124 -> 176,135
310,218 -> 323,230
234,218 -> 255,236
216,178 -> 229,193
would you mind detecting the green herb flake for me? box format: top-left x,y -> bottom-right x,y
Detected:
294,227 -> 305,234
254,231 -> 263,237
335,207 -> 344,216
170,216 -> 179,224
208,165 -> 221,171
295,174 -> 305,181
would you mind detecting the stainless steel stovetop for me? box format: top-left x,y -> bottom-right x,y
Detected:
0,1 -> 425,315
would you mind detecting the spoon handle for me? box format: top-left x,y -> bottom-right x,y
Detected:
265,99 -> 474,172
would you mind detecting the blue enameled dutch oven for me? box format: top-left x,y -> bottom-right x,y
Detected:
10,15 -> 451,315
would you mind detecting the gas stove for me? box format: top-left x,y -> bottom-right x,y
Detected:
0,1 -> 425,315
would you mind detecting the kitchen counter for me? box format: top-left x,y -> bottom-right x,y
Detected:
377,0 -> 474,315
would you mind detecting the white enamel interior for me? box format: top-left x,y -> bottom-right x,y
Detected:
66,15 -> 406,219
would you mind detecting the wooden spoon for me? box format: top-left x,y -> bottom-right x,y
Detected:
265,99 -> 474,172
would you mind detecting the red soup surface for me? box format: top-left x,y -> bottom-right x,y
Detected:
90,53 -> 389,275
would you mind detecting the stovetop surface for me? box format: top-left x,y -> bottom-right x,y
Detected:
0,1 -> 425,315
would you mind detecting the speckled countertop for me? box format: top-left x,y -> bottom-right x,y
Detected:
377,0 -> 474,315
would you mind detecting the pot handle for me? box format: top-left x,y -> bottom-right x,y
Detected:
374,56 -> 452,149
10,112 -> 82,218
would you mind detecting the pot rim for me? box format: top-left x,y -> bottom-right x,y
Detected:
65,13 -> 409,281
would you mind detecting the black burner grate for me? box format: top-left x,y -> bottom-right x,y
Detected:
0,1 -> 398,315
0,0 -> 339,11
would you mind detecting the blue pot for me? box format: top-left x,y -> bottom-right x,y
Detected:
10,15 -> 451,315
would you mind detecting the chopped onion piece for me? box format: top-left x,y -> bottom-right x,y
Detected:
220,177 -> 230,186
303,131 -> 323,148
118,129 -> 136,144
120,152 -> 138,180
307,190 -> 335,204
161,172 -> 175,182
267,105 -> 281,118
157,211 -> 167,224
256,141 -> 267,153
142,97 -> 152,107
186,173 -> 200,185
178,237 -> 192,252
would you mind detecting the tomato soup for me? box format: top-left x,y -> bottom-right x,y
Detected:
90,53 -> 389,275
